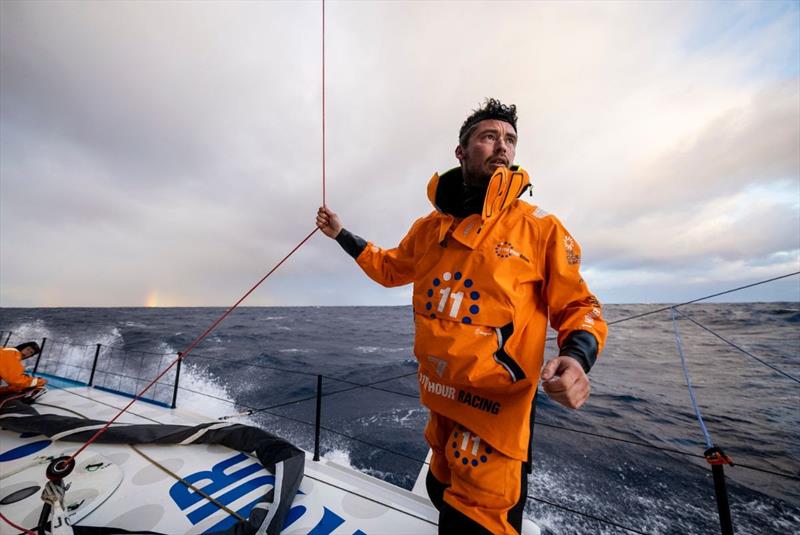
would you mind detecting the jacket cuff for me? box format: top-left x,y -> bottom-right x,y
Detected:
559,330 -> 598,373
335,228 -> 368,259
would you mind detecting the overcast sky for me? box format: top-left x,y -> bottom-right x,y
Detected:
1,0 -> 798,307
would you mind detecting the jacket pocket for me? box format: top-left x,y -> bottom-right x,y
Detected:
414,315 -> 525,389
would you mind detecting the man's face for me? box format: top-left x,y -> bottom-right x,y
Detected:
20,347 -> 36,359
455,119 -> 517,187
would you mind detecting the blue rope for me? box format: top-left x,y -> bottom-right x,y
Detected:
671,308 -> 714,449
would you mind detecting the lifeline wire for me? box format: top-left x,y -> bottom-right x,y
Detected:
544,271 -> 800,341
533,421 -> 798,481
195,376 -> 800,480
671,307 -> 714,449
191,358 -> 799,479
673,308 -> 800,384
526,495 -> 650,535
607,271 -> 799,326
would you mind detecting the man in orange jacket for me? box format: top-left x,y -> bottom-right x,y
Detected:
316,99 -> 607,534
0,341 -> 46,396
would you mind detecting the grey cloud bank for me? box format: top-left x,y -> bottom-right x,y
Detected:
1,1 -> 798,307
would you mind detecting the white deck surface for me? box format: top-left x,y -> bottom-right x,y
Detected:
1,385 -> 438,534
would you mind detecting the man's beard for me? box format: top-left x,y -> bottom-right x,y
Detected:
462,165 -> 492,188
462,167 -> 491,216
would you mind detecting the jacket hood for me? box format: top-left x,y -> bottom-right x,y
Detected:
427,166 -> 531,220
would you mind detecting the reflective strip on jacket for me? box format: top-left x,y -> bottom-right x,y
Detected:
355,166 -> 608,461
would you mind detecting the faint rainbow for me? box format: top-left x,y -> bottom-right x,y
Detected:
144,291 -> 159,307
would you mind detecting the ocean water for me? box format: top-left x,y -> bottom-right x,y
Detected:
1,303 -> 798,534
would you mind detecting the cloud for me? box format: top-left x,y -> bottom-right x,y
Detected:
585,182 -> 799,267
591,82 -> 799,221
1,0 -> 798,306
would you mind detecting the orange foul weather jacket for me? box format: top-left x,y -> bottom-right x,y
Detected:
350,166 -> 608,461
0,348 -> 44,395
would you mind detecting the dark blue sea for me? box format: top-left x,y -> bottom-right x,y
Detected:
1,304 -> 798,534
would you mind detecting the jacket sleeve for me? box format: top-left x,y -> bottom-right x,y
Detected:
335,229 -> 368,259
0,349 -> 40,391
541,216 -> 608,368
354,218 -> 424,288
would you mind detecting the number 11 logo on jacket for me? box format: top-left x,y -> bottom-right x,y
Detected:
424,271 -> 481,324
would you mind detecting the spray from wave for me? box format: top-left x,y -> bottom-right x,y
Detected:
175,362 -> 258,427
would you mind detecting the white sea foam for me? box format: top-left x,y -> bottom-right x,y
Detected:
392,408 -> 425,426
14,322 -> 128,382
321,447 -> 390,481
5,319 -> 52,345
278,348 -> 313,354
155,341 -> 178,355
324,448 -> 355,469
359,408 -> 425,428
176,362 -> 257,426
736,499 -> 800,532
360,466 -> 397,482
321,444 -> 416,485
355,346 -> 411,354
100,327 -> 124,347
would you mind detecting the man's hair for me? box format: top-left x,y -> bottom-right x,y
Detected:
458,98 -> 518,146
15,341 -> 41,355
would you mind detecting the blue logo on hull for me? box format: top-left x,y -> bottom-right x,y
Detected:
169,454 -> 368,534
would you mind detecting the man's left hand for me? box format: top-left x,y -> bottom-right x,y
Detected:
541,356 -> 590,409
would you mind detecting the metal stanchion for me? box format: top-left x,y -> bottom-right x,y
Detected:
171,354 -> 182,409
33,337 -> 47,374
705,447 -> 734,535
313,375 -> 323,461
88,344 -> 102,386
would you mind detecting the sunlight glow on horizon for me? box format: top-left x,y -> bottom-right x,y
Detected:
145,291 -> 160,308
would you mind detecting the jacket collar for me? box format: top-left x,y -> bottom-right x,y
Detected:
427,165 -> 531,221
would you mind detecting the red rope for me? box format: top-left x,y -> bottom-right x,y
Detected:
65,227 -> 320,464
0,511 -> 36,535
322,0 -> 327,207
59,0 -> 330,473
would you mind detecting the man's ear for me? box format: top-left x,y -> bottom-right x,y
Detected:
455,145 -> 464,162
